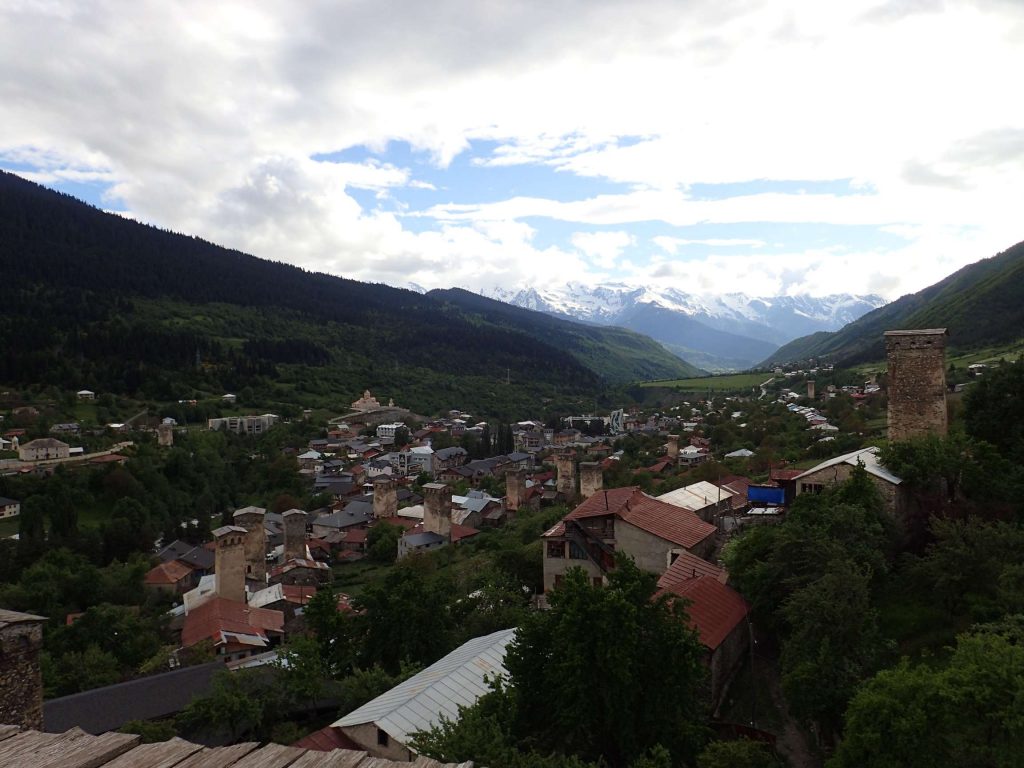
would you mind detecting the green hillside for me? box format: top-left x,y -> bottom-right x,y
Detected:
0,171 -> 695,418
765,239 -> 1024,365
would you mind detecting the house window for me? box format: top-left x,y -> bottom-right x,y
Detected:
546,541 -> 565,559
377,728 -> 389,747
592,577 -> 603,587
568,542 -> 587,560
801,483 -> 825,494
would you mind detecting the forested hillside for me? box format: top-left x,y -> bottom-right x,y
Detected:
764,239 -> 1024,365
0,171 -> 694,417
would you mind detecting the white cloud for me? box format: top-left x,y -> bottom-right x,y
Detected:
0,0 -> 1021,298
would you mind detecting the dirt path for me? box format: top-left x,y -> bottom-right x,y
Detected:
763,661 -> 820,768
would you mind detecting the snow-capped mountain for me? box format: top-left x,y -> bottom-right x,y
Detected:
482,283 -> 886,372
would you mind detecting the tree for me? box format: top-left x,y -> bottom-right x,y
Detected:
176,669 -> 267,742
830,626 -> 1024,768
430,555 -> 708,767
366,521 -> 401,563
964,362 -> 1024,463
698,739 -> 781,768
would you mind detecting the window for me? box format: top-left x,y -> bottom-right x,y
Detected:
377,728 -> 389,747
569,541 -> 587,560
592,577 -> 603,587
801,482 -> 825,495
546,541 -> 565,559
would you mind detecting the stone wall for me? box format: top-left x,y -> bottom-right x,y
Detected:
372,476 -> 397,519
0,611 -> 45,730
505,468 -> 525,511
555,454 -> 577,503
233,507 -> 268,584
214,525 -> 247,603
423,483 -> 452,540
885,329 -> 948,442
579,462 -> 603,500
282,509 -> 307,562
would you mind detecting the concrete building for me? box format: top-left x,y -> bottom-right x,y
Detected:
333,628 -> 516,761
579,461 -> 603,500
213,525 -> 248,603
541,487 -> 717,593
0,496 -> 19,519
0,609 -> 45,730
885,328 -> 949,442
233,506 -> 268,584
372,476 -> 398,519
555,453 -> 577,503
206,413 -> 279,435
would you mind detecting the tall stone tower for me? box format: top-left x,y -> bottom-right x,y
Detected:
157,423 -> 174,447
0,609 -> 45,730
579,462 -> 603,500
505,468 -> 526,511
423,483 -> 452,541
373,476 -> 398,519
555,454 -> 577,503
233,506 -> 268,584
666,435 -> 680,459
282,509 -> 308,562
807,380 -> 816,400
214,525 -> 248,603
885,328 -> 949,442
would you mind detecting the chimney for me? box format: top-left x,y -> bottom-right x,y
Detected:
214,525 -> 248,603
0,609 -> 45,730
807,380 -> 815,400
884,328 -> 949,442
282,509 -> 307,562
505,468 -> 526,511
422,483 -> 452,541
666,435 -> 680,459
579,462 -> 603,500
555,453 -> 577,503
373,475 -> 398,519
233,506 -> 268,584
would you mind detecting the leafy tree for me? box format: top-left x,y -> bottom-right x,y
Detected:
335,662 -> 421,718
120,719 -> 178,743
366,521 -> 401,563
303,588 -> 358,677
176,669 -> 267,742
964,362 -> 1024,463
42,644 -> 122,697
697,739 -> 781,768
830,625 -> 1024,768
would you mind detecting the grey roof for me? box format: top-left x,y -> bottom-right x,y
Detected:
333,628 -> 516,744
177,546 -> 215,571
43,661 -> 222,734
0,608 -> 45,627
434,446 -> 468,460
403,531 -> 447,547
794,446 -> 902,485
0,496 -> 19,506
314,507 -> 373,529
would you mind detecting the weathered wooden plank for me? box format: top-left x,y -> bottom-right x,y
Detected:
230,743 -> 307,768
0,725 -> 21,743
290,748 -> 369,768
358,758 -> 409,768
1,727 -> 94,766
172,742 -> 261,768
35,729 -> 140,768
101,736 -> 205,768
0,729 -> 61,763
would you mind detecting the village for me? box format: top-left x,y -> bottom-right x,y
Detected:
0,327 -> 990,767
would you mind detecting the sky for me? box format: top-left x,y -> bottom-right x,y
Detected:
2,0 -> 1023,300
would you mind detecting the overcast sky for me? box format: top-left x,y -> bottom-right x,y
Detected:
2,0 -> 1022,299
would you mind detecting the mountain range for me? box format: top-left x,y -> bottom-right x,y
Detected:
764,238 -> 1024,366
0,171 -> 696,419
481,284 -> 886,371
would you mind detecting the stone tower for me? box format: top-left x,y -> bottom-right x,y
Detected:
157,423 -> 174,447
505,468 -> 526,511
666,435 -> 680,459
885,329 -> 949,442
579,462 -> 603,500
214,525 -> 248,603
282,509 -> 307,562
0,609 -> 45,730
373,476 -> 398,519
233,506 -> 268,584
555,453 -> 577,503
807,380 -> 815,400
423,483 -> 452,541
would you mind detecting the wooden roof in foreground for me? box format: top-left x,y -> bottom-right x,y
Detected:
0,725 -> 475,768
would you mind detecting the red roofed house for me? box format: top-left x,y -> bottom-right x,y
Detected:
181,597 -> 284,664
541,487 -> 717,593
659,575 -> 750,710
143,560 -> 194,595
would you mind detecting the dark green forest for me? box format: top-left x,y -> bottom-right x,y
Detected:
0,171 -> 695,419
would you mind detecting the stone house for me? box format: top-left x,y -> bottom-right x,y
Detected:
793,446 -> 904,514
541,487 -> 717,593
18,437 -> 70,461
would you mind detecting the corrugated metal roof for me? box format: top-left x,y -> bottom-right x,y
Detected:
333,628 -> 516,745
794,446 -> 902,485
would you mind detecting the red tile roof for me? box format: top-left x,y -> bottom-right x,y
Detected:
548,487 -> 716,550
376,515 -> 419,531
144,560 -> 192,586
342,528 -> 368,544
181,597 -> 284,649
451,523 -> 480,542
658,551 -> 727,590
292,725 -> 362,752
770,469 -> 803,481
662,577 -> 749,650
281,584 -> 317,605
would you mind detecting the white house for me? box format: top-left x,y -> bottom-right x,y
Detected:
0,497 -> 19,518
